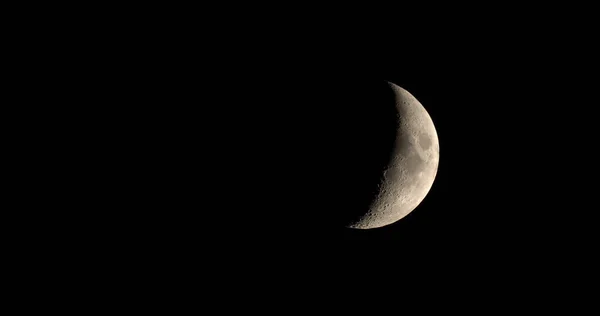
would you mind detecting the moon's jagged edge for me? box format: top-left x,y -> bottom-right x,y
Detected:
348,82 -> 440,229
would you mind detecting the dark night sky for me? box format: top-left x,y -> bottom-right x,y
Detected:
13,5 -> 600,306
133,41 -> 586,251
81,12 -> 597,274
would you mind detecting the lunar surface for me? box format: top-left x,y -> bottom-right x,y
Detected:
347,82 -> 439,229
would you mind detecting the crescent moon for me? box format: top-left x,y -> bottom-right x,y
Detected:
347,82 -> 440,229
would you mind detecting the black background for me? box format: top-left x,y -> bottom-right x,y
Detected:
13,4 -> 600,306
105,21 -> 596,253
129,48 -> 571,252
33,7 -> 596,285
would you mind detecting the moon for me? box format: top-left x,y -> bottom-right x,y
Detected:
347,82 -> 440,229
